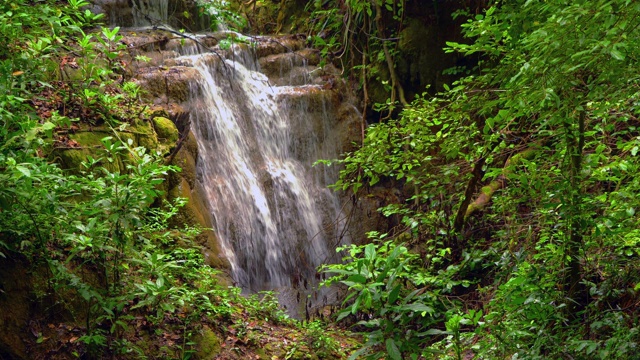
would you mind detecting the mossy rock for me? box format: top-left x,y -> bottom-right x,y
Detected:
168,145 -> 197,189
168,178 -> 206,227
147,106 -> 170,119
52,120 -> 175,172
54,128 -> 126,172
130,120 -> 159,151
166,178 -> 229,270
152,116 -> 179,144
194,326 -> 222,359
183,131 -> 199,159
263,342 -> 284,358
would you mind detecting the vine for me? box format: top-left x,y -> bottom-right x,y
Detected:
307,0 -> 407,117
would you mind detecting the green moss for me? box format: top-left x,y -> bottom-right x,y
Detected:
147,107 -> 170,119
52,122 -> 176,172
169,145 -> 197,188
153,116 -> 179,144
130,120 -> 158,151
255,347 -> 267,359
168,178 -> 200,225
183,131 -> 199,158
55,129 -> 123,172
195,326 -> 222,359
69,128 -> 110,146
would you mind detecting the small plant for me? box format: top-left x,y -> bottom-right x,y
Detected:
426,310 -> 483,360
322,236 -> 449,359
98,26 -> 125,70
303,320 -> 341,357
122,81 -> 142,102
246,291 -> 291,324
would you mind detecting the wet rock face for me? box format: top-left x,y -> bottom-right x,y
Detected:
136,66 -> 200,104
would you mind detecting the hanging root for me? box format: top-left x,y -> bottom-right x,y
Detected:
372,0 -> 408,113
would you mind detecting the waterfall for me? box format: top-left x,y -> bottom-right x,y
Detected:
132,0 -> 169,26
177,46 -> 347,303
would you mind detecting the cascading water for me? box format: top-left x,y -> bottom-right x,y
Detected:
176,45 -> 348,309
132,0 -> 169,26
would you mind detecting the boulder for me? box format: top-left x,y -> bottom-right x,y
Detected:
152,116 -> 179,143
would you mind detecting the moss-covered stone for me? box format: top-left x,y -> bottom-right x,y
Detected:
183,130 -> 199,159
153,116 -> 179,144
168,144 -> 197,189
131,120 -> 160,151
54,128 -> 128,173
147,106 -> 170,119
166,178 -> 230,271
53,118 -> 177,173
168,178 -> 205,227
194,326 -> 222,359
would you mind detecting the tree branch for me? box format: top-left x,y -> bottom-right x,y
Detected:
463,147 -> 537,220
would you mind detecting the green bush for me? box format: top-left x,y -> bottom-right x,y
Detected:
322,237 -> 453,359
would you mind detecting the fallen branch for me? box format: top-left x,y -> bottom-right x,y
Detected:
453,157 -> 486,233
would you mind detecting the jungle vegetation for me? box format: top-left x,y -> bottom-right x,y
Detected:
313,0 -> 640,358
2,0 -> 640,359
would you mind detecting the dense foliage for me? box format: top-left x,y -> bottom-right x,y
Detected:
324,0 -> 640,358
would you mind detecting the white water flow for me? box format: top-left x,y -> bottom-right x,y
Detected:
132,0 -> 169,26
182,48 -> 345,295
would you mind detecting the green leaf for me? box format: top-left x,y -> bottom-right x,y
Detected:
15,165 -> 31,178
421,328 -> 450,336
346,274 -> 367,284
364,243 -> 375,261
402,303 -> 434,315
386,338 -> 401,360
610,48 -> 625,60
388,284 -> 401,304
42,122 -> 55,130
336,308 -> 351,321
